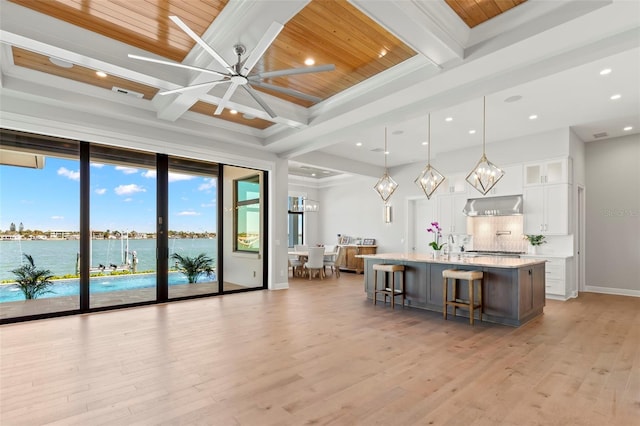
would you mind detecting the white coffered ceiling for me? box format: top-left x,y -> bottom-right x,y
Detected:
1,0 -> 638,181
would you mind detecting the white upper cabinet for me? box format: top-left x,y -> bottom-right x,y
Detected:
487,164 -> 523,196
437,173 -> 468,195
437,193 -> 468,235
524,158 -> 571,186
523,184 -> 570,235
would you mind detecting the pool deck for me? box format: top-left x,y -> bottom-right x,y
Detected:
0,281 -> 247,320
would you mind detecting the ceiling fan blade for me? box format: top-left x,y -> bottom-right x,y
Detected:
249,64 -> 335,80
169,15 -> 234,73
240,21 -> 284,76
214,82 -> 239,115
158,79 -> 231,96
128,54 -> 228,78
243,85 -> 277,118
250,81 -> 322,103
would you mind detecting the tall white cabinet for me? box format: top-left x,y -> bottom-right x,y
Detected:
523,158 -> 571,235
437,173 -> 467,234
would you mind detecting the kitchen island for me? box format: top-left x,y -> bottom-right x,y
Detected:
360,253 -> 547,326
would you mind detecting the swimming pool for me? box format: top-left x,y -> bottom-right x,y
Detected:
0,272 -> 216,302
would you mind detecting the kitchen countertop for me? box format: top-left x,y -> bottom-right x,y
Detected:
358,252 -> 547,269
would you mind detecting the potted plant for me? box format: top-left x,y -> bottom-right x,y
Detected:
171,253 -> 215,283
10,254 -> 54,300
427,221 -> 444,257
524,234 -> 546,254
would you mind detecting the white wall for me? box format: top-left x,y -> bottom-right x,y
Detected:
585,134 -> 640,295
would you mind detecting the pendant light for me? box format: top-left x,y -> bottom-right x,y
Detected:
373,127 -> 398,203
466,96 -> 504,195
414,114 -> 445,199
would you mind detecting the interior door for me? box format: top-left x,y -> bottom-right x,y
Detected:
409,197 -> 435,254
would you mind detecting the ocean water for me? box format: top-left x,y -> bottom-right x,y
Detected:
0,238 -> 217,282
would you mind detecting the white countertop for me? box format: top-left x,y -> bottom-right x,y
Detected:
359,253 -> 547,269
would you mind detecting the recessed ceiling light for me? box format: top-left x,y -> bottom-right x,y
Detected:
49,57 -> 73,68
529,114 -> 538,120
304,58 -> 315,66
311,173 -> 316,177
469,129 -> 476,134
392,130 -> 403,135
600,68 -> 612,75
504,95 -> 522,103
384,151 -> 389,155
356,142 -> 363,147
230,109 -> 238,114
243,113 -> 255,119
623,126 -> 633,131
96,71 -> 107,78
445,117 -> 453,122
379,49 -> 387,58
610,94 -> 621,100
421,141 -> 428,146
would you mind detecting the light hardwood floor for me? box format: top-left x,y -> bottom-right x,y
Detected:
1,272 -> 638,425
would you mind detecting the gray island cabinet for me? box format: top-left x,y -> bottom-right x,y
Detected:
362,254 -> 546,326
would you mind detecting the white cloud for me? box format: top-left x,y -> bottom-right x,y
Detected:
114,184 -> 145,196
177,211 -> 200,216
142,170 -> 194,182
124,198 -> 133,202
51,215 -> 64,220
95,188 -> 107,195
90,163 -> 104,168
198,178 -> 217,191
169,172 -> 194,182
115,166 -> 138,175
57,167 -> 80,181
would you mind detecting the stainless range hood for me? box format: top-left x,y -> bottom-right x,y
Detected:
463,195 -> 523,216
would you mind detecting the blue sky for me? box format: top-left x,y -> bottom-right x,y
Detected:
1,158 -> 217,233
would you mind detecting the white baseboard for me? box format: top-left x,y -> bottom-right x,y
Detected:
584,286 -> 640,298
546,294 -> 570,301
270,281 -> 289,290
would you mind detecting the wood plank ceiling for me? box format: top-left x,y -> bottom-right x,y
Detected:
8,0 -> 525,130
445,0 -> 527,28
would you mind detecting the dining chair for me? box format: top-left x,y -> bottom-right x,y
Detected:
288,256 -> 304,277
304,246 -> 325,280
324,245 -> 342,277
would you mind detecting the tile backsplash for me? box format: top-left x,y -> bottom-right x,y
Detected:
466,216 -> 528,252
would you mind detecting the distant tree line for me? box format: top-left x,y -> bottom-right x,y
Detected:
1,225 -> 216,240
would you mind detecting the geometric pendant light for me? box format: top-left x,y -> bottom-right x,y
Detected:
373,127 -> 399,203
414,114 -> 446,199
466,96 -> 505,195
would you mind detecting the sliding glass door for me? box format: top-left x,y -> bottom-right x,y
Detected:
0,131 -> 80,319
168,158 -> 219,298
222,165 -> 266,290
89,145 -> 156,309
1,130 -> 268,323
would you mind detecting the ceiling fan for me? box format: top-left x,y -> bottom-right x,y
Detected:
128,16 -> 335,118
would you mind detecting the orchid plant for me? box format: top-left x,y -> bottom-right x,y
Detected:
427,221 -> 445,251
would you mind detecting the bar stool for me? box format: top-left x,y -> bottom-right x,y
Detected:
373,264 -> 406,309
442,269 -> 483,325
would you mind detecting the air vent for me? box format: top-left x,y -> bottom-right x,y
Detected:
111,86 -> 144,99
593,132 -> 608,139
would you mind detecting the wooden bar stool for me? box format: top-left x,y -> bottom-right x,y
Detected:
442,269 -> 483,325
373,264 -> 406,309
